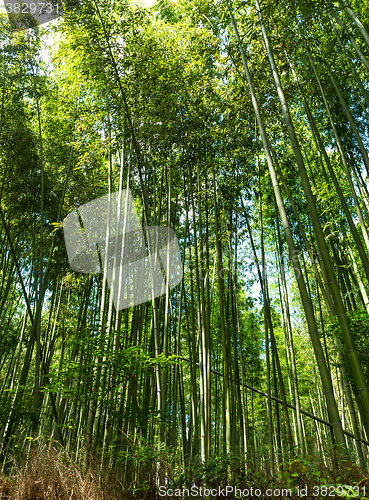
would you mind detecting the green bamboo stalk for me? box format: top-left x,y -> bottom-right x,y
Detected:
254,0 -> 369,439
213,169 -> 231,456
330,9 -> 369,73
226,0 -> 347,452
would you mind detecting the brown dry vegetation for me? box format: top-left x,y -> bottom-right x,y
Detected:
0,446 -> 122,500
1,444 -> 369,500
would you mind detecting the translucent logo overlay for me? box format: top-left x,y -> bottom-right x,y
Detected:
4,0 -> 78,32
63,190 -> 183,310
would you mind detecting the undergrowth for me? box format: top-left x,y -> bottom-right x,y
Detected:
0,440 -> 368,499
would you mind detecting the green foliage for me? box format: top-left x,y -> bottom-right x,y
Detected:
1,0 -> 369,489
327,309 -> 369,382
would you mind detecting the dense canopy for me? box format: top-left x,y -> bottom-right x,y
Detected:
1,0 -> 369,497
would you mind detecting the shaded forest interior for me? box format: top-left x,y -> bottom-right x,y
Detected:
2,0 -> 369,497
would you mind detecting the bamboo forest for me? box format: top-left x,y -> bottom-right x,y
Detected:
2,0 -> 369,497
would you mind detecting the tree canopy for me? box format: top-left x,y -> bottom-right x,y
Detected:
1,0 -> 369,497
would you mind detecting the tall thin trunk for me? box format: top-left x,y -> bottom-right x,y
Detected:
258,167 -> 275,471
226,0 -> 347,451
330,9 -> 369,72
275,212 -> 304,456
287,53 -> 369,284
213,170 -> 231,456
254,0 -> 369,433
344,4 -> 369,50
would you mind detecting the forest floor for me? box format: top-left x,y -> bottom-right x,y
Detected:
0,444 -> 369,500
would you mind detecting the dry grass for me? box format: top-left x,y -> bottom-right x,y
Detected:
1,443 -> 369,499
0,445 -> 120,500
